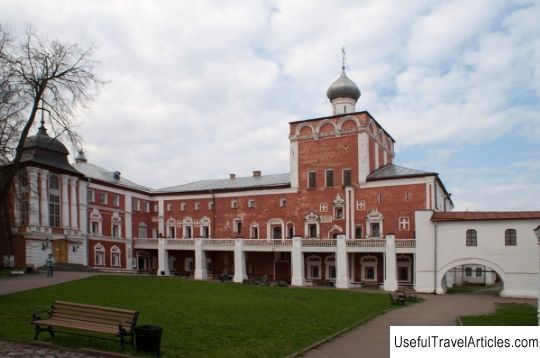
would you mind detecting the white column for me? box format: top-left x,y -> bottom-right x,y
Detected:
27,167 -> 40,226
125,193 -> 133,271
61,175 -> 70,228
291,236 -> 305,286
345,187 -> 354,239
158,199 -> 164,237
357,132 -> 370,184
39,169 -> 49,226
233,238 -> 247,283
335,234 -> 349,289
78,180 -> 88,266
194,238 -> 207,280
384,234 -> 398,291
70,177 -> 78,229
78,181 -> 88,234
157,238 -> 170,276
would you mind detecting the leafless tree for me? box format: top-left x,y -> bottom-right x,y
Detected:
0,24 -> 102,262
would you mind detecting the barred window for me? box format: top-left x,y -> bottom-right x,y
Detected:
504,229 -> 517,246
466,229 -> 477,246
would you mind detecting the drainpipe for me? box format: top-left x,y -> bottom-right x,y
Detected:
433,221 -> 438,294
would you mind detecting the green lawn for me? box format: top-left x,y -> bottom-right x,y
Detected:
460,303 -> 537,326
0,276 -> 393,357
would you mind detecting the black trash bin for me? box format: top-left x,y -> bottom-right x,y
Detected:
135,325 -> 163,357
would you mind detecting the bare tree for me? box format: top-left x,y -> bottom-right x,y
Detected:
0,25 -> 102,262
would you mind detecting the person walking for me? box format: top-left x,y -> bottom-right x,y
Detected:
46,254 -> 55,277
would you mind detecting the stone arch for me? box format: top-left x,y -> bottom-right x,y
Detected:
316,121 -> 337,135
297,124 -> 314,136
328,224 -> 344,239
438,257 -> 506,294
340,119 -> 358,131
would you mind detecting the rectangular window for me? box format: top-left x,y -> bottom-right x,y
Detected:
99,193 -> 107,205
377,193 -> 383,204
112,195 -> 119,207
167,203 -> 172,211
334,207 -> 344,219
280,198 -> 287,208
325,169 -> 334,187
465,267 -> 472,277
475,267 -> 482,277
343,169 -> 352,186
142,202 -> 149,213
248,199 -> 255,208
49,194 -> 61,227
195,202 -> 200,211
308,171 -> 316,188
208,201 -> 214,210
251,226 -> 259,239
112,224 -> 120,238
88,190 -> 95,203
356,200 -> 365,211
355,226 -> 363,239
466,229 -> 477,246
153,204 -> 158,212
308,224 -> 317,238
371,223 -> 381,237
319,203 -> 328,212
405,192 -> 411,201
231,200 -> 238,209
399,217 -> 410,231
181,202 -> 186,211
95,251 -> 104,266
91,222 -> 99,235
134,199 -> 140,211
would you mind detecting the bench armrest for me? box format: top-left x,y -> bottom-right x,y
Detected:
32,309 -> 51,321
118,320 -> 134,333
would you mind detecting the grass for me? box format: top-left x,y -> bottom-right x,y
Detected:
446,283 -> 493,294
0,275 -> 393,357
460,303 -> 537,326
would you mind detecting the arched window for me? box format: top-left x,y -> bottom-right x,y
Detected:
94,244 -> 105,266
306,255 -> 322,279
110,245 -> 121,267
504,229 -> 517,246
466,229 -> 477,246
137,222 -> 147,238
48,175 -> 61,227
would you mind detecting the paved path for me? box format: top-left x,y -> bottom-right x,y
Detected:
303,292 -> 536,358
0,271 -> 98,296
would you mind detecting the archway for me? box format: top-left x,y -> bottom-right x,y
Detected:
438,258 -> 505,295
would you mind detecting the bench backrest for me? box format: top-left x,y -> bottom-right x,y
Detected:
52,300 -> 139,332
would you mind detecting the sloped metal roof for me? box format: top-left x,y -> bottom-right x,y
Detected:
432,211 -> 540,222
72,161 -> 151,192
156,173 -> 291,193
367,164 -> 436,181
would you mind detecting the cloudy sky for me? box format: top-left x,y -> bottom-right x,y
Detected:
1,0 -> 539,211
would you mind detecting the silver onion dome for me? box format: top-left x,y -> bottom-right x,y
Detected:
326,69 -> 361,101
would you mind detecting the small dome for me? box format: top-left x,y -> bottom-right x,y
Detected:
326,69 -> 361,102
23,126 -> 69,155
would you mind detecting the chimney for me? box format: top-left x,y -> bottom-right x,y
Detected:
113,171 -> 121,180
253,170 -> 261,177
229,174 -> 236,180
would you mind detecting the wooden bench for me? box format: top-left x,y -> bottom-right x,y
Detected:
389,292 -> 405,305
31,300 -> 139,350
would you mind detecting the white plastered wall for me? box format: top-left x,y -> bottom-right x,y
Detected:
415,211 -> 540,298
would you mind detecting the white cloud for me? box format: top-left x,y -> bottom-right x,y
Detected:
1,0 -> 538,209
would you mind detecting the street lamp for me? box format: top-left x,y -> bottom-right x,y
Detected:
534,225 -> 540,326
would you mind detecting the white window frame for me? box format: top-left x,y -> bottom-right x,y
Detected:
319,203 -> 328,212
231,200 -> 238,209
99,192 -> 108,205
94,244 -> 105,266
195,202 -> 200,211
356,200 -> 365,211
279,198 -> 287,208
248,199 -> 255,208
306,255 -> 322,279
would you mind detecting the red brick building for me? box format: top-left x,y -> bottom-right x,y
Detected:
7,66 -> 454,290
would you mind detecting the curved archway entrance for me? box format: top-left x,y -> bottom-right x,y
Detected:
439,258 -> 505,295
